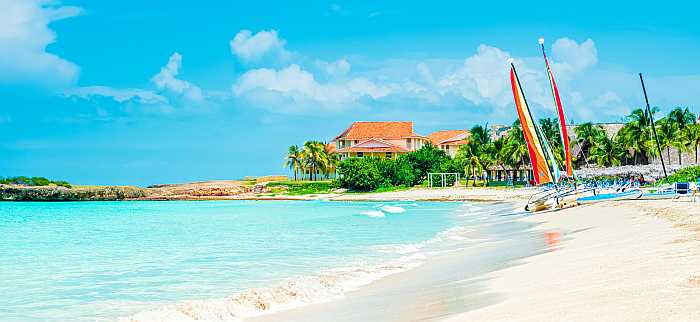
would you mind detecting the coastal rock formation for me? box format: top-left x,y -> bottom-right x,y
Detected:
0,184 -> 147,201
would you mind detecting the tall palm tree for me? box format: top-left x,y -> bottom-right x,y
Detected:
686,123 -> 700,164
322,143 -> 339,178
505,120 -> 529,181
457,142 -> 483,186
539,117 -> 564,166
590,134 -> 625,167
618,108 -> 658,165
285,145 -> 302,181
574,122 -> 605,165
302,141 -> 325,181
668,107 -> 696,165
656,118 -> 678,163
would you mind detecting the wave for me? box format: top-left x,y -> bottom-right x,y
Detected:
119,203 -> 497,322
358,210 -> 385,218
380,205 -> 406,214
118,255 -> 426,322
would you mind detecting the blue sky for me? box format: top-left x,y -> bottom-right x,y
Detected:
1,0 -> 699,185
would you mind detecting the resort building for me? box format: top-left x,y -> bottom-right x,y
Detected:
333,121 -> 431,159
427,130 -> 470,157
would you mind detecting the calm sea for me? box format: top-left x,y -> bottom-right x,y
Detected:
0,200 -> 534,322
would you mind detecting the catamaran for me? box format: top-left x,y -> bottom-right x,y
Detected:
512,38 -> 640,211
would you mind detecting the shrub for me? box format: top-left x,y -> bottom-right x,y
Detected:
660,166 -> 700,184
337,157 -> 385,191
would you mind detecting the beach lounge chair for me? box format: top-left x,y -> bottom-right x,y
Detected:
673,182 -> 694,202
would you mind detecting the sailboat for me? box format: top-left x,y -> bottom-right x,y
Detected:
508,59 -> 566,211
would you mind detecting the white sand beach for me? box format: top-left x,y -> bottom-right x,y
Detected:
248,197 -> 700,322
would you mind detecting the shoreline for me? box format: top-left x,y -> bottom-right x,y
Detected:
246,199 -> 700,322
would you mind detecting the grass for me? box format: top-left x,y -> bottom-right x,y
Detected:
266,180 -> 337,195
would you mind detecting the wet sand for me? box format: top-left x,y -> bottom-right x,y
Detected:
248,199 -> 700,322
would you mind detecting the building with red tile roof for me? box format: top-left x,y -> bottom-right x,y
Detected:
427,129 -> 470,157
333,121 -> 430,159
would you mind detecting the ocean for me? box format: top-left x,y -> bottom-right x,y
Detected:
0,200 -> 539,322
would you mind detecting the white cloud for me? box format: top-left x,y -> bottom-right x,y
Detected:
233,64 -> 390,107
0,0 -> 82,86
65,86 -> 168,105
230,29 -> 290,64
551,38 -> 598,79
315,58 -> 351,76
436,45 -> 514,108
151,52 -> 204,101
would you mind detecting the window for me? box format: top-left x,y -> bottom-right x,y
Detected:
407,139 -> 412,149
445,145 -> 450,151
385,152 -> 392,158
357,152 -> 364,158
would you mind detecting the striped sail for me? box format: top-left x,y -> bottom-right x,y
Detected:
541,41 -> 574,178
509,63 -> 553,185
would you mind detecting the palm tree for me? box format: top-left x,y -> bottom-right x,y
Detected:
590,134 -> 625,167
686,123 -> 700,164
285,145 -> 302,181
618,108 -> 658,165
457,142 -> 483,186
656,118 -> 678,163
668,107 -> 696,131
574,122 -> 605,165
505,120 -> 529,181
668,107 -> 696,165
302,141 -> 325,181
539,118 -> 564,165
322,143 -> 339,179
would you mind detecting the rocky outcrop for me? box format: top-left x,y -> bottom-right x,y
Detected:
0,184 -> 147,201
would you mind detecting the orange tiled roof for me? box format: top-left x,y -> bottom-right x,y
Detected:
335,122 -> 415,140
337,138 -> 409,153
428,130 -> 470,146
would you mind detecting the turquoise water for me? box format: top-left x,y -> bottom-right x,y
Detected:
0,200 -> 491,322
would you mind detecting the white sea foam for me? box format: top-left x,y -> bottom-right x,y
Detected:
118,205 -> 497,322
118,255 -> 426,322
359,210 -> 385,218
380,205 -> 406,213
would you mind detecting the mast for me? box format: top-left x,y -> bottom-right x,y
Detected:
539,37 -> 574,179
639,73 -> 668,179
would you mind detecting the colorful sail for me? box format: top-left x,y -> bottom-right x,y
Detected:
538,123 -> 561,182
540,38 -> 574,178
509,61 -> 553,185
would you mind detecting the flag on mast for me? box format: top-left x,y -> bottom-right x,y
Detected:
539,38 -> 574,178
509,59 -> 553,185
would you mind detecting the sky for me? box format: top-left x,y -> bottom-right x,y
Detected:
1,0 -> 699,186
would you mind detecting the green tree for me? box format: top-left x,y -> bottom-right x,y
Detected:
686,123 -> 700,164
285,145 -> 303,181
668,107 -> 696,165
302,141 -> 325,181
656,117 -> 678,163
590,134 -> 625,167
574,122 -> 606,165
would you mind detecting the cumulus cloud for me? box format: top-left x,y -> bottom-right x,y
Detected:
0,0 -> 82,87
230,29 -> 290,64
233,64 -> 390,107
151,52 -> 204,101
551,38 -> 598,79
315,58 -> 351,76
65,86 -> 168,105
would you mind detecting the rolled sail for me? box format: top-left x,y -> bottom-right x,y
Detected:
509,63 -> 553,185
541,41 -> 574,178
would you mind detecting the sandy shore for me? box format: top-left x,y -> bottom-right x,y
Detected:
442,199 -> 700,322
329,187 -> 534,202
247,198 -> 700,322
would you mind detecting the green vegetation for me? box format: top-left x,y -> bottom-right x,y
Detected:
285,106 -> 700,192
572,107 -> 699,167
659,166 -> 700,184
0,176 -> 71,188
285,141 -> 338,181
266,180 -> 337,195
